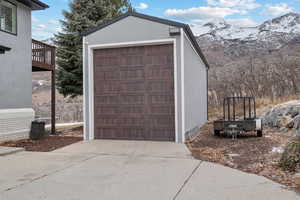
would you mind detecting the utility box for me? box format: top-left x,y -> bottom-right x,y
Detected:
30,121 -> 47,140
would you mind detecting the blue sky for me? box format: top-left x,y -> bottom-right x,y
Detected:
32,0 -> 300,40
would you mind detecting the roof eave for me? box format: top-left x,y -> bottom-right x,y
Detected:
16,0 -> 49,10
82,11 -> 187,37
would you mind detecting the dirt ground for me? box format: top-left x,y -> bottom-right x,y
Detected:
0,126 -> 83,152
186,122 -> 300,191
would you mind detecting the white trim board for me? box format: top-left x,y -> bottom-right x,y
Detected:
83,36 -> 87,140
180,28 -> 186,142
86,38 -> 181,143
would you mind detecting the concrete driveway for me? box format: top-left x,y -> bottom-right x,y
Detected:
0,140 -> 299,200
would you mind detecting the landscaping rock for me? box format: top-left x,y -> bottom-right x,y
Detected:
286,120 -> 294,129
262,112 -> 281,128
292,130 -> 300,138
279,116 -> 293,128
280,128 -> 289,133
286,106 -> 300,118
293,115 -> 300,129
261,100 -> 300,131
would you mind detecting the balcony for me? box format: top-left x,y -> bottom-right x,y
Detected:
32,39 -> 56,71
32,39 -> 56,134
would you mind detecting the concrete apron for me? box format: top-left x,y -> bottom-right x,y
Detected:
0,140 -> 299,200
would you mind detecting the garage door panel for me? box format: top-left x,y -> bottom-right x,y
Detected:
124,47 -> 145,56
95,116 -> 119,127
118,105 -> 144,114
145,45 -> 168,55
96,128 -> 147,140
120,67 -> 145,80
95,95 -> 119,105
122,128 -> 146,140
146,67 -> 173,80
94,44 -> 175,141
98,71 -> 120,81
119,95 -> 145,105
125,56 -> 144,66
95,82 -> 120,94
96,105 -> 145,115
148,115 -> 174,127
95,117 -> 145,128
120,81 -> 145,92
148,95 -> 174,104
149,105 -> 174,114
147,81 -> 174,92
118,116 -> 145,126
95,128 -> 117,138
94,57 -> 117,67
149,128 -> 175,141
153,55 -> 169,65
95,128 -> 124,139
96,106 -> 119,115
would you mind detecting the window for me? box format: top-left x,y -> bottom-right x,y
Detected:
0,0 -> 17,34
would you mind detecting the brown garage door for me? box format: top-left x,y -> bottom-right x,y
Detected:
93,44 -> 175,141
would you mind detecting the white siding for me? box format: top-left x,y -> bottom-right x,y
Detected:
0,1 -> 32,109
0,109 -> 34,141
0,1 -> 33,140
183,32 -> 208,138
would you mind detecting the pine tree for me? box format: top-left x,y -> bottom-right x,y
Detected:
55,0 -> 132,97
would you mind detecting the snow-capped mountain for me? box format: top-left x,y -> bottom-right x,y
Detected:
260,13 -> 300,34
196,12 -> 300,41
196,12 -> 300,60
194,19 -> 259,41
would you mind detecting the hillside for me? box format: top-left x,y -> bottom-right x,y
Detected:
195,12 -> 300,105
197,12 -> 300,59
32,72 -> 83,124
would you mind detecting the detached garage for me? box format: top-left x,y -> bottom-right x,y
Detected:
82,12 -> 209,143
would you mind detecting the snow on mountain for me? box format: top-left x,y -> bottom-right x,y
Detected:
259,13 -> 300,34
194,12 -> 300,62
194,20 -> 259,41
194,12 -> 300,42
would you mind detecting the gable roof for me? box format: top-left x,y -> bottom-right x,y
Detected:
82,12 -> 210,69
16,0 -> 49,10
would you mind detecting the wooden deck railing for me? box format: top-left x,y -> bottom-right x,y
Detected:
32,39 -> 56,71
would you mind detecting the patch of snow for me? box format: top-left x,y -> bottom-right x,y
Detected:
280,100 -> 300,106
226,153 -> 240,158
272,147 -> 284,154
38,80 -> 45,86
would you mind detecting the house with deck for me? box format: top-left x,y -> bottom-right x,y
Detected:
0,0 -> 55,140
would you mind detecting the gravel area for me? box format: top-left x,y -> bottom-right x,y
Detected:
186,122 -> 300,191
